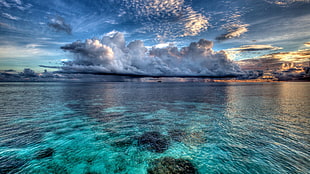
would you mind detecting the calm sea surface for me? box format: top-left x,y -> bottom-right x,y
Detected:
0,82 -> 309,174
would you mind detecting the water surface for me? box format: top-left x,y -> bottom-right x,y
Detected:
0,82 -> 309,174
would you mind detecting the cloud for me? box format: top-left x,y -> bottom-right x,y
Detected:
2,12 -> 20,20
237,57 -> 284,70
304,42 -> 310,47
0,69 -> 16,73
48,16 -> 72,35
216,24 -> 249,41
60,32 -> 242,77
238,49 -> 310,70
25,44 -> 44,48
0,68 -> 142,82
0,22 -> 15,30
0,0 -> 10,8
181,10 -> 209,37
0,44 -> 59,58
264,0 -> 310,6
0,68 -> 65,82
11,0 -> 21,5
225,45 -> 283,61
0,68 -> 38,82
121,0 -> 209,38
61,39 -> 114,66
263,49 -> 310,62
228,45 -> 283,52
0,0 -> 31,10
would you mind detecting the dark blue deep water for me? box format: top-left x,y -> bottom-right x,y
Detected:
0,82 -> 309,174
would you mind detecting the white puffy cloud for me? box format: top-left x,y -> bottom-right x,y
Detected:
61,39 -> 114,66
60,32 -> 243,77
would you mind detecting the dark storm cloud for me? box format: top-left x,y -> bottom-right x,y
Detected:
0,68 -> 135,82
48,16 -> 72,35
60,32 -> 243,77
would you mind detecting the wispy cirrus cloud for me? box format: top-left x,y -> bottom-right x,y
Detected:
0,0 -> 32,10
0,22 -> 15,30
0,0 -> 10,8
216,24 -> 249,41
0,44 -> 60,58
304,42 -> 310,47
262,49 -> 310,62
11,0 -> 21,5
228,45 -> 283,52
2,12 -> 20,20
225,44 -> 283,61
264,0 -> 310,6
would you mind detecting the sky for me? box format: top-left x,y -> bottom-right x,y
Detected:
0,0 -> 310,76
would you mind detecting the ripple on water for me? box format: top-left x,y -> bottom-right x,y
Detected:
0,82 -> 309,174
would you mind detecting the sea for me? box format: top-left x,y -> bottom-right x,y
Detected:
0,82 -> 309,174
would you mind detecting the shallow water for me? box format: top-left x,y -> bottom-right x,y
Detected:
0,82 -> 309,174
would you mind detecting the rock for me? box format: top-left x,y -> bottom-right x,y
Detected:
35,147 -> 54,159
168,129 -> 187,142
147,157 -> 198,174
137,131 -> 169,153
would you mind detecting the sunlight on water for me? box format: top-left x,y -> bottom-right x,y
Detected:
0,82 -> 309,174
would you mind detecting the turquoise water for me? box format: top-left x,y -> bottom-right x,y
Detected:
0,82 -> 309,174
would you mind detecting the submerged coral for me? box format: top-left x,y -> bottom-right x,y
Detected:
137,131 -> 170,153
168,129 -> 187,142
35,147 -> 55,159
147,157 -> 198,174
